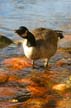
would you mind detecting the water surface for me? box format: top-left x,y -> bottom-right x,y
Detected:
0,0 -> 71,36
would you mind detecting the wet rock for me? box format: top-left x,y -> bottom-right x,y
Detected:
18,77 -> 49,97
18,77 -> 35,86
21,96 -> 57,108
8,75 -> 20,82
2,57 -> 32,71
0,81 -> 27,88
0,87 -> 31,102
52,83 -> 67,94
17,71 -> 58,98
0,102 -> 19,108
18,72 -> 60,97
0,35 -> 13,49
57,98 -> 71,108
14,94 -> 31,102
56,59 -> 68,67
27,85 -> 49,97
0,71 -> 9,83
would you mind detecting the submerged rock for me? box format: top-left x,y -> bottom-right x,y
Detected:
0,71 -> 9,83
0,87 -> 31,102
2,57 -> 32,71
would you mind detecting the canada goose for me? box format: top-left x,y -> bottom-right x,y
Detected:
15,26 -> 64,68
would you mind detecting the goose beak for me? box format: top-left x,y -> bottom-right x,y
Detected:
14,29 -> 19,33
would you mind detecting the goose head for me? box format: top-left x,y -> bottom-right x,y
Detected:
15,26 -> 36,47
15,26 -> 29,39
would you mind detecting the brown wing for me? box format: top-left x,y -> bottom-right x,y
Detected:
31,28 -> 48,40
31,28 -> 58,45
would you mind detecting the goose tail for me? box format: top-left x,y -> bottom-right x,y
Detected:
55,30 -> 64,39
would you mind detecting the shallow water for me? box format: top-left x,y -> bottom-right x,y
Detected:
0,1 -> 71,107
0,0 -> 71,35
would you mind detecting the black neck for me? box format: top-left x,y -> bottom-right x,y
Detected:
24,32 -> 36,47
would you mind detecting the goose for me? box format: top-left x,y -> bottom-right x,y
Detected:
15,26 -> 64,68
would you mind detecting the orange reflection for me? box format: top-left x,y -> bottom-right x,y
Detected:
3,57 -> 32,71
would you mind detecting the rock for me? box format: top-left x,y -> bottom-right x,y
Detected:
21,96 -> 57,108
0,35 -> 13,49
2,57 -> 32,71
8,75 -> 20,82
0,102 -> 19,108
0,87 -> 31,102
0,71 -> 9,83
57,98 -> 71,108
52,83 -> 67,94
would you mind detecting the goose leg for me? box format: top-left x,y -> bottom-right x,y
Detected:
32,60 -> 35,68
44,58 -> 49,68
